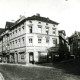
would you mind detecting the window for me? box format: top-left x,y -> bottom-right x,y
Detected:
15,30 -> 17,33
22,37 -> 24,42
53,31 -> 55,34
22,26 -> 24,29
29,26 -> 32,33
13,31 -> 14,34
46,23 -> 48,25
29,20 -> 32,23
53,28 -> 56,35
38,22 -> 41,24
21,54 -> 24,59
18,39 -> 21,47
10,42 -> 12,49
18,39 -> 20,42
15,40 -> 17,43
46,27 -> 49,34
10,33 -> 12,37
13,41 -> 14,44
46,38 -> 49,43
19,28 -> 21,31
38,25 -> 42,33
53,28 -> 56,30
53,39 -> 57,44
38,39 -> 42,43
7,43 -> 9,46
29,38 -> 32,43
53,24 -> 55,27
10,42 -> 11,44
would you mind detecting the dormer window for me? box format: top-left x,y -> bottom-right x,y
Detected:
13,31 -> 14,34
53,24 -> 55,27
29,21 -> 32,23
22,26 -> 24,29
38,22 -> 41,24
19,28 -> 21,31
46,23 -> 48,25
15,30 -> 17,33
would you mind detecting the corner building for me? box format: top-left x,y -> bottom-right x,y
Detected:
0,14 -> 59,64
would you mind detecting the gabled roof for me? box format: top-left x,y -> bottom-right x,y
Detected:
5,22 -> 14,29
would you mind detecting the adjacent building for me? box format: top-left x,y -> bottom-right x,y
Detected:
0,14 -> 59,64
68,31 -> 80,59
58,30 -> 70,60
47,30 -> 70,62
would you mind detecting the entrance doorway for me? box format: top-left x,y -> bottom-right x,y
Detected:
29,52 -> 34,64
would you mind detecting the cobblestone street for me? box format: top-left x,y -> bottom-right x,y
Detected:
0,62 -> 80,80
0,73 -> 5,80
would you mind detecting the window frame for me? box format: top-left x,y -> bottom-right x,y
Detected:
29,26 -> 32,33
38,38 -> 42,43
29,38 -> 33,43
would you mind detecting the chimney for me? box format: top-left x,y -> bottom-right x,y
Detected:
36,13 -> 40,17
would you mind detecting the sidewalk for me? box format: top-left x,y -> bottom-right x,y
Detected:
0,63 -> 53,69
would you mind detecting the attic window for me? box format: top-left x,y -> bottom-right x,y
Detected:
53,24 -> 55,27
13,31 -> 14,34
15,30 -> 17,33
22,26 -> 24,29
46,23 -> 48,25
19,28 -> 21,31
38,22 -> 41,24
29,21 -> 32,23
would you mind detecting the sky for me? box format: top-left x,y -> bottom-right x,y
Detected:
0,0 -> 80,37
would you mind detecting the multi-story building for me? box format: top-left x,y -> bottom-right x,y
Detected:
68,31 -> 80,59
0,13 -> 59,64
0,28 -> 5,62
58,30 -> 70,60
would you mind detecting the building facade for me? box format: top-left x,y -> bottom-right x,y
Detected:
0,14 -> 59,64
58,30 -> 70,60
68,31 -> 80,59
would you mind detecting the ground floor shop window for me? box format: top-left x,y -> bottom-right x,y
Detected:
21,53 -> 25,59
38,52 -> 47,62
19,52 -> 25,63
